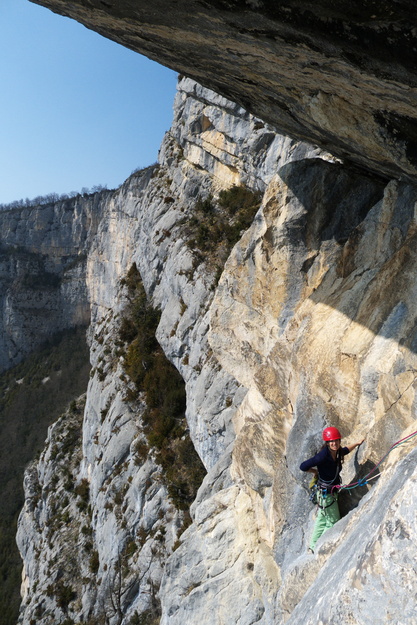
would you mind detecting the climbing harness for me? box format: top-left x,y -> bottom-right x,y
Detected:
309,482 -> 338,509
331,428 -> 417,495
308,474 -> 319,504
308,455 -> 342,507
307,429 -> 417,505
309,472 -> 339,509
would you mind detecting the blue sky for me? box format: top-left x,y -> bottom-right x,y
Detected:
1,0 -> 178,204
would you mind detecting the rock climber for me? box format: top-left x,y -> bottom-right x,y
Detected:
300,426 -> 364,552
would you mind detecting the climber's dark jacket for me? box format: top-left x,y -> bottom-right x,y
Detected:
300,445 -> 350,486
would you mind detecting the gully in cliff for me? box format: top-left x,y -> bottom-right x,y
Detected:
300,427 -> 364,552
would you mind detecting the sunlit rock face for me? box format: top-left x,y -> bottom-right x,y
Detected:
160,108 -> 417,624
31,0 -> 417,183
16,78 -> 321,624
15,78 -> 417,625
205,167 -> 417,625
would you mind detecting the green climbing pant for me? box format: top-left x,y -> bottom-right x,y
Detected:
310,491 -> 340,551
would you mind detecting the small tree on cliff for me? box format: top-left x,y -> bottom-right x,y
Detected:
101,549 -> 160,625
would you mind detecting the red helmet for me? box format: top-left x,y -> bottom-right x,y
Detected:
322,426 -> 341,441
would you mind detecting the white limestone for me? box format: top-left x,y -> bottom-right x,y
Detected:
14,77 -> 417,625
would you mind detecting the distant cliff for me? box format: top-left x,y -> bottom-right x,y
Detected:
0,193 -> 108,371
12,76 -> 417,625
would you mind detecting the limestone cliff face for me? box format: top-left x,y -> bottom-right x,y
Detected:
0,193 -> 108,371
31,0 -> 417,184
16,78 -> 315,624
16,77 -> 417,625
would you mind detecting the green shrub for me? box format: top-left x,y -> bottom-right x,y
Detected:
195,195 -> 215,214
124,540 -> 137,558
134,438 -> 150,464
118,316 -> 137,344
89,550 -> 100,574
49,580 -> 76,611
119,267 -> 206,510
75,478 -> 89,500
185,185 -> 262,268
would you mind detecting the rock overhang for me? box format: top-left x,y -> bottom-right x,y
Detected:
30,0 -> 417,184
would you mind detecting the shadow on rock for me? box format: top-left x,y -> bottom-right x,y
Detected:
339,459 -> 380,517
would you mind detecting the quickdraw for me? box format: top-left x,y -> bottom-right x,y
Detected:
309,482 -> 319,505
307,428 -> 417,504
309,481 -> 338,509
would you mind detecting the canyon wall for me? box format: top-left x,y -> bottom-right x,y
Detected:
0,193 -> 108,371
13,77 -> 417,625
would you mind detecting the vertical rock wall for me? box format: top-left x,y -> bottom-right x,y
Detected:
0,193 -> 108,371
15,77 -> 417,625
17,77 -> 319,624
